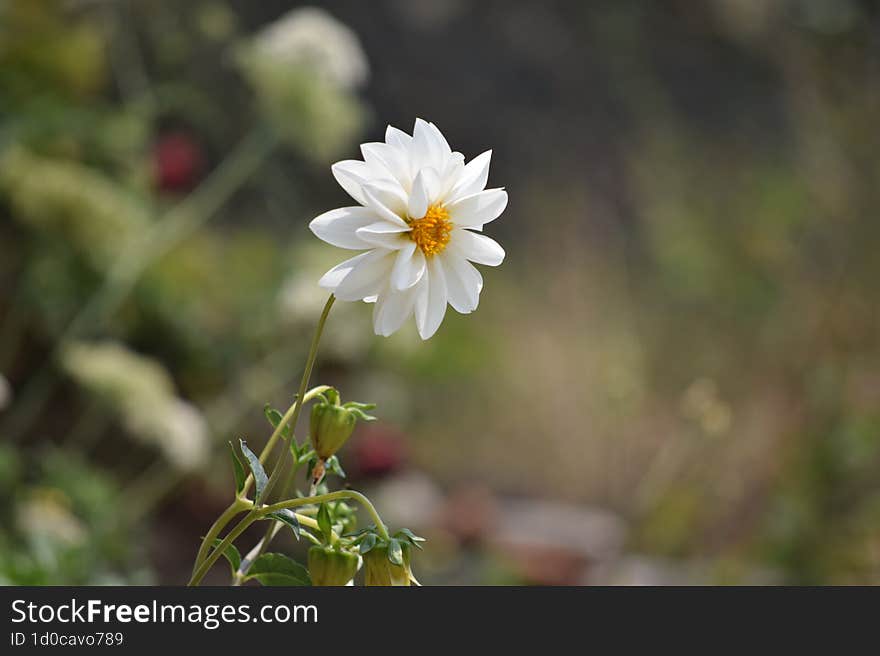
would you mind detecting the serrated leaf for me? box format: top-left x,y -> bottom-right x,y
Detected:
239,439 -> 268,503
359,533 -> 377,554
264,405 -> 291,438
265,509 -> 300,540
228,442 -> 246,494
317,503 -> 332,541
326,455 -> 346,479
211,539 -> 242,577
387,538 -> 404,566
246,553 -> 310,586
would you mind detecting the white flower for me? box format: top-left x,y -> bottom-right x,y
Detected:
310,119 -> 508,339
253,7 -> 369,90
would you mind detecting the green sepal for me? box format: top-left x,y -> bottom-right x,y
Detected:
317,502 -> 332,542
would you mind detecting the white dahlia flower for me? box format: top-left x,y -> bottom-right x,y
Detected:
310,119 -> 507,339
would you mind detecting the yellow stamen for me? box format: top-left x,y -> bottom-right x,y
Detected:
409,204 -> 452,256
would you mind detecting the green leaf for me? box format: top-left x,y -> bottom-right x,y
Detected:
239,439 -> 268,503
264,405 -> 291,438
326,455 -> 346,479
211,539 -> 242,577
359,533 -> 377,554
387,538 -> 404,566
317,503 -> 332,541
246,553 -> 311,586
265,509 -> 300,540
395,528 -> 426,549
228,442 -> 246,494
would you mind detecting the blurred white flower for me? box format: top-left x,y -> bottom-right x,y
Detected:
153,400 -> 211,472
17,489 -> 86,547
60,341 -> 210,471
310,119 -> 507,339
253,7 -> 369,90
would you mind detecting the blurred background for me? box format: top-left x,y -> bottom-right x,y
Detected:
1,0 -> 879,585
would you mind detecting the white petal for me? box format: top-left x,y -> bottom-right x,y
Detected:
448,150 -> 492,201
449,229 -> 505,266
318,251 -> 374,289
438,152 -> 465,200
372,284 -> 419,336
408,169 -> 437,218
331,160 -> 371,205
411,118 -> 451,175
415,256 -> 448,340
385,125 -> 412,149
362,183 -> 409,227
390,242 -> 426,290
408,171 -> 429,220
361,142 -> 411,189
446,189 -> 508,229
443,253 -> 482,313
356,221 -> 410,249
309,206 -> 378,250
333,249 -> 395,301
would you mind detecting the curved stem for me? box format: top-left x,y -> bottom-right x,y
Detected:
265,490 -> 390,540
190,295 -> 334,577
188,489 -> 388,586
191,498 -> 252,576
240,383 -> 331,496
232,457 -> 302,585
261,295 -> 334,501
189,512 -> 257,586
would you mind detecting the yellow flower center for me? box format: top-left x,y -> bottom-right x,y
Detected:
408,204 -> 452,256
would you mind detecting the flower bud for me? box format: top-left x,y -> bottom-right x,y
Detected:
309,391 -> 375,460
363,543 -> 412,586
308,546 -> 360,586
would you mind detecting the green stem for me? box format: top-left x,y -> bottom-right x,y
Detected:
191,498 -> 253,575
191,387 -> 328,576
190,296 -> 334,576
230,296 -> 336,583
239,384 -> 330,497
261,295 -> 334,501
266,490 -> 390,541
231,458 -> 302,585
188,489 -> 388,586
